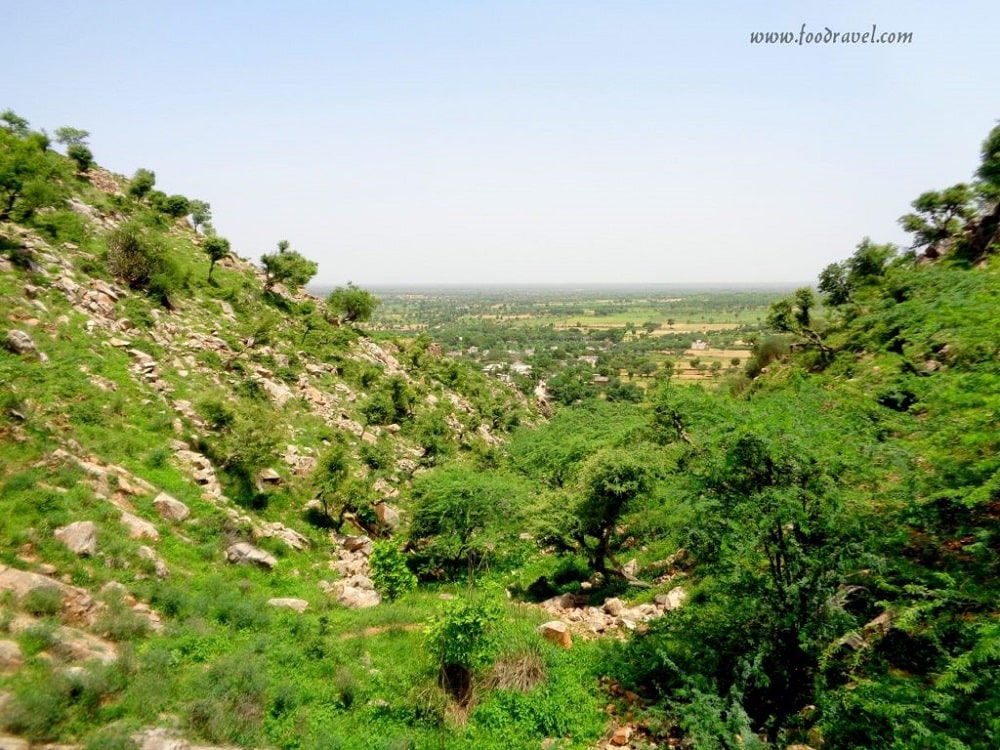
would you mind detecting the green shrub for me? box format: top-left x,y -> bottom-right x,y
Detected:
105,223 -> 155,289
369,542 -> 417,601
95,599 -> 149,642
425,595 -> 505,701
23,585 -> 63,616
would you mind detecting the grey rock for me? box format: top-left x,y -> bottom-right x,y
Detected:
153,492 -> 190,522
55,521 -> 97,556
120,511 -> 160,541
267,597 -> 309,613
225,542 -> 276,569
0,640 -> 24,674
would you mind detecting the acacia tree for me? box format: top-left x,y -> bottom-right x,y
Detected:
0,127 -> 60,222
128,168 -> 156,199
261,240 -> 318,292
188,199 -> 211,231
766,288 -> 831,360
326,282 -> 379,324
898,184 -> 976,255
203,235 -> 230,281
54,126 -> 93,171
818,237 -> 896,307
575,447 -> 653,575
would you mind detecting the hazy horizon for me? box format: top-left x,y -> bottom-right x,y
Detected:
7,1 -> 999,286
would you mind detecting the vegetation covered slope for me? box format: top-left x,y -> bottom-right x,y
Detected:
2,109 -> 999,750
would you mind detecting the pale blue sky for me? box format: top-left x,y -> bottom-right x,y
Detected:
6,1 -> 999,285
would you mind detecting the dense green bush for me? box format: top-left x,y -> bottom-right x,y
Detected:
369,542 -> 418,601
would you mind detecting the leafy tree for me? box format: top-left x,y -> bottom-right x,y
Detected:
188,199 -> 211,230
898,184 -> 976,255
260,240 -> 318,292
977,122 -> 1000,192
152,193 -> 191,218
128,168 -> 156,199
1,110 -> 30,137
766,288 -> 831,360
574,446 -> 653,574
53,126 -> 89,147
326,282 -> 380,325
202,235 -> 230,281
369,542 -> 417,601
819,238 -> 897,308
408,464 -> 528,580
54,126 -> 92,170
0,127 -> 62,222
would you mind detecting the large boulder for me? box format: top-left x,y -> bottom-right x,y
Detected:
137,546 -> 169,579
538,621 -> 572,649
55,521 -> 97,556
0,640 -> 24,674
120,511 -> 160,541
152,492 -> 190,522
4,329 -> 46,361
225,542 -> 276,570
267,597 -> 309,613
337,586 -> 380,609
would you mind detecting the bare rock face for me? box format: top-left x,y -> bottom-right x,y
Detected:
152,491 -> 190,522
120,511 -> 160,541
225,542 -> 277,570
55,521 -> 97,556
538,620 -> 573,649
267,597 -> 309,613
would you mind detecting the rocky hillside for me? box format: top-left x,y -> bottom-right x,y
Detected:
1,118 -> 589,750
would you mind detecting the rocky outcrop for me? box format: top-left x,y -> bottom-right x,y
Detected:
537,586 -> 688,638
54,521 -> 98,556
0,565 -> 101,625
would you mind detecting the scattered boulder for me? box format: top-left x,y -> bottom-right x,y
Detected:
342,535 -> 373,555
267,597 -> 309,613
654,586 -> 687,611
258,467 -> 282,485
337,585 -> 380,609
137,546 -> 169,579
0,735 -> 30,750
332,574 -> 380,609
225,542 -> 277,570
152,492 -> 190,522
603,597 -> 625,617
4,329 -> 46,361
374,501 -> 401,529
610,726 -> 633,746
538,621 -> 572,649
256,521 -> 308,550
55,521 -> 97,556
0,640 -> 24,674
120,511 -> 160,541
